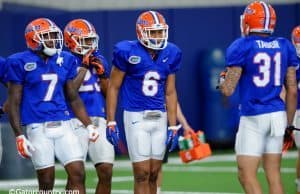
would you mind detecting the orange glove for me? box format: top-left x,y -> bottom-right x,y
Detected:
16,135 -> 35,158
82,49 -> 95,68
90,56 -> 105,76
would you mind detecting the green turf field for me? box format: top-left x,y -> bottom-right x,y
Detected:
0,151 -> 297,194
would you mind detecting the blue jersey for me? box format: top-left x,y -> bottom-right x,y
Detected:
112,40 -> 181,111
7,50 -> 77,125
68,50 -> 108,118
226,35 -> 299,116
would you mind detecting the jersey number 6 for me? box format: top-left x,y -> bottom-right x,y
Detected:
142,71 -> 160,96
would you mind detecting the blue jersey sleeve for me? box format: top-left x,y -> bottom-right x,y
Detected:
6,57 -> 25,84
169,44 -> 182,73
64,53 -> 77,80
226,38 -> 248,67
112,41 -> 129,72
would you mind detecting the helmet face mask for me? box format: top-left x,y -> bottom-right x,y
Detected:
140,27 -> 168,50
240,1 -> 276,36
64,19 -> 99,55
25,18 -> 63,56
136,11 -> 169,50
39,30 -> 63,56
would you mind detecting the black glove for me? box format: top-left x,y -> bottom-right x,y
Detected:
282,125 -> 299,153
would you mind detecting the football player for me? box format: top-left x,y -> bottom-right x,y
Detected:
64,19 -> 114,194
6,18 -> 99,193
291,25 -> 300,194
218,1 -> 298,194
106,10 -> 181,194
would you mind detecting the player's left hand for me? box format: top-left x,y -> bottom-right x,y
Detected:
166,125 -> 181,152
87,124 -> 99,142
90,56 -> 105,76
282,125 -> 297,153
106,121 -> 120,147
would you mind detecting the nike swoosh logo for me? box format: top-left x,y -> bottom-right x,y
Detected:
131,121 -> 139,125
162,58 -> 168,63
31,126 -> 38,130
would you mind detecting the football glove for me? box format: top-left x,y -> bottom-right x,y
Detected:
87,124 -> 99,142
16,135 -> 35,158
216,70 -> 227,89
90,56 -> 105,76
282,125 -> 298,153
81,49 -> 95,69
166,124 -> 181,152
106,121 -> 120,147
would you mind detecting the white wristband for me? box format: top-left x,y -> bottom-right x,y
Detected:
107,121 -> 117,127
168,124 -> 182,131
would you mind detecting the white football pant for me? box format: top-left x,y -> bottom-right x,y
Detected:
123,110 -> 167,162
235,111 -> 286,156
26,120 -> 84,170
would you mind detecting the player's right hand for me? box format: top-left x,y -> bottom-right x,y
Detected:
106,121 -> 120,147
283,125 -> 296,153
87,124 -> 99,142
216,70 -> 227,89
16,135 -> 35,158
82,49 -> 95,69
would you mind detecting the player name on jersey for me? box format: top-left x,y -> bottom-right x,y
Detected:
256,40 -> 280,49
